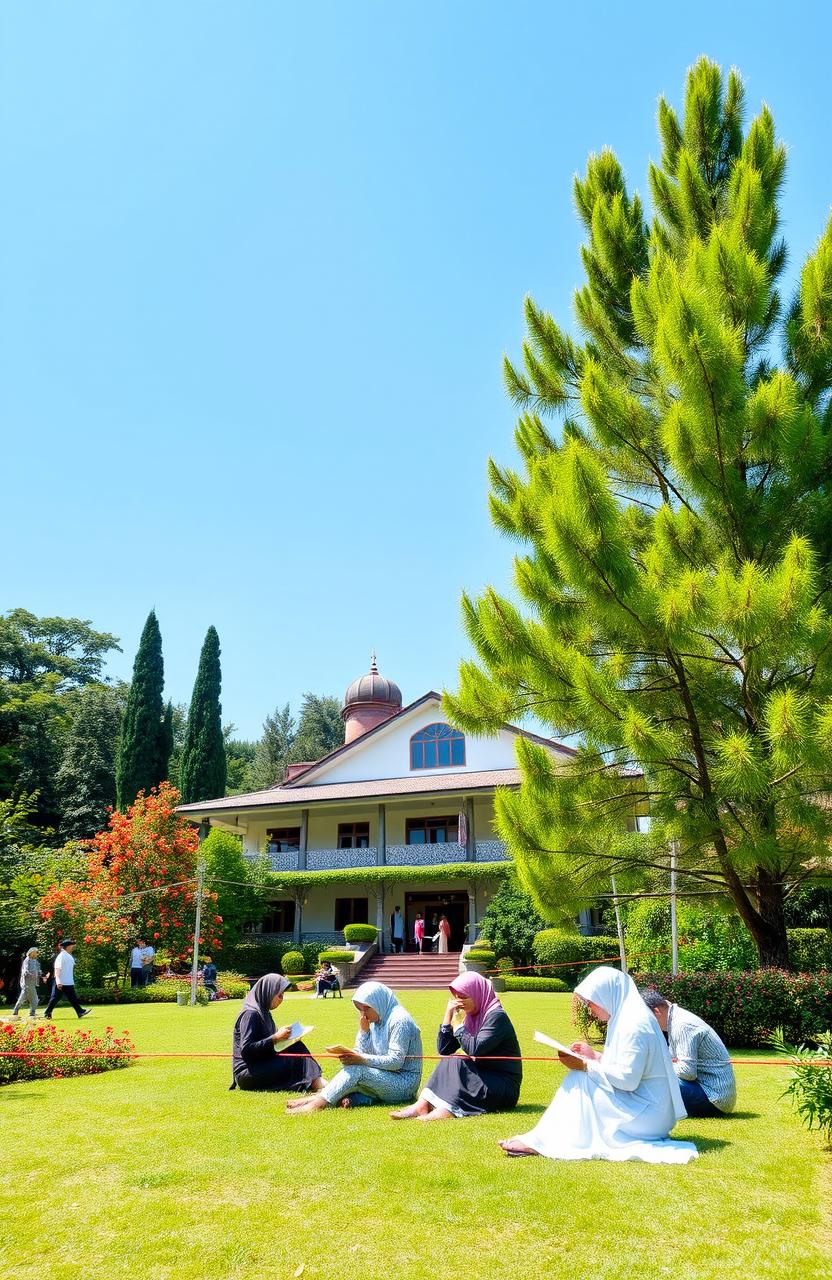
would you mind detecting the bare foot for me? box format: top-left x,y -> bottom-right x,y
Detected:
498,1139 -> 539,1157
287,1095 -> 328,1114
338,1096 -> 352,1108
417,1108 -> 454,1121
390,1100 -> 430,1120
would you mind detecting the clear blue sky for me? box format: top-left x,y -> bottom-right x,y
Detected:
2,2 -> 830,739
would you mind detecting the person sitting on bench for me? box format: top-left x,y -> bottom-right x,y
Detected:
314,961 -> 340,998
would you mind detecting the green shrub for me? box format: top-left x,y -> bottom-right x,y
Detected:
343,923 -> 378,944
632,970 -> 832,1047
503,976 -> 569,992
532,930 -> 621,988
769,1028 -> 832,1144
787,929 -> 832,973
477,874 -> 547,968
623,900 -> 757,972
495,957 -> 516,975
280,950 -> 306,975
465,949 -> 496,967
0,1020 -> 135,1085
317,950 -> 356,965
221,939 -> 321,978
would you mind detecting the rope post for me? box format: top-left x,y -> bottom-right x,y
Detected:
190,857 -> 205,1007
610,875 -> 627,973
670,838 -> 679,977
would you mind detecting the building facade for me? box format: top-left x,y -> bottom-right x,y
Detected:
177,659 -> 575,951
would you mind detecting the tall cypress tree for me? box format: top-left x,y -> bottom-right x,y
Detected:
179,626 -> 227,803
116,610 -> 166,810
447,58 -> 832,968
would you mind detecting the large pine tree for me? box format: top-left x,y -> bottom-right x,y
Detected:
116,610 -> 167,810
179,626 -> 227,803
446,58 -> 832,968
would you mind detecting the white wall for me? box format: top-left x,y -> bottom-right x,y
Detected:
306,699 -> 570,785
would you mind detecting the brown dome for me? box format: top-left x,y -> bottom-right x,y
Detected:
342,655 -> 402,713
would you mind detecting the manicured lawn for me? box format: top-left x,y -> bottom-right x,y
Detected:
1,992 -> 829,1280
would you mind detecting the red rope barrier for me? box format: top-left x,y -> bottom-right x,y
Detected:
1,1049 -> 828,1065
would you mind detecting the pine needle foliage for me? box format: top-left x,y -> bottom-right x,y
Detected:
445,58 -> 832,967
179,626 -> 227,805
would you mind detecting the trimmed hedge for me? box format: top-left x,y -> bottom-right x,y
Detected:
222,939 -> 322,978
533,931 -> 621,988
787,928 -> 832,973
317,951 -> 357,965
71,974 -> 249,1005
503,976 -> 569,993
280,951 -> 306,976
633,970 -> 832,1047
465,949 -> 496,967
343,924 -> 378,944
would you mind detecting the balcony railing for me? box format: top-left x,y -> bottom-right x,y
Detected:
252,840 -> 508,873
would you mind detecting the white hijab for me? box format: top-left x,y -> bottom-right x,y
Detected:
575,966 -> 686,1122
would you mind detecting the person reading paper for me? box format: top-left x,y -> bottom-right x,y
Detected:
231,974 -> 323,1093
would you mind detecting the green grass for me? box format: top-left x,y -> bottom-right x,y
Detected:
1,992 -> 829,1280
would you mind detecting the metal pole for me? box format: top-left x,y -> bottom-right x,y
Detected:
610,875 -> 627,974
190,857 -> 205,1006
670,839 -> 679,977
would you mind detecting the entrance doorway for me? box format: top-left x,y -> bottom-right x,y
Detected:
404,891 -> 468,952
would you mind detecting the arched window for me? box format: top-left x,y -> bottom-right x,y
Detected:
410,723 -> 466,770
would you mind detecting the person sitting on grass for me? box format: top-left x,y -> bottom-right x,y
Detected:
640,988 -> 736,1118
314,961 -> 340,998
231,974 -> 323,1094
287,981 -> 422,1113
392,972 -> 522,1121
499,966 -> 698,1163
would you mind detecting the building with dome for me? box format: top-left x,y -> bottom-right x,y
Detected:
177,657 -> 576,959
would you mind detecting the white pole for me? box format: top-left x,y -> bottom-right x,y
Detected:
190,858 -> 205,1006
670,839 -> 679,977
610,875 -> 627,974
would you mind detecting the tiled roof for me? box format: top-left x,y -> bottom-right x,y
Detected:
177,768 -> 526,815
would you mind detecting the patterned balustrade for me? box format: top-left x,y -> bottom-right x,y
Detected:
306,847 -> 377,871
475,839 -> 510,863
384,843 -> 466,866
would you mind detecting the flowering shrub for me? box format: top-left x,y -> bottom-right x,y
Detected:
37,783 -> 222,981
622,970 -> 832,1047
0,1019 -> 136,1085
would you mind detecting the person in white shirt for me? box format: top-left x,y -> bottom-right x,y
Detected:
44,939 -> 91,1019
141,943 -> 156,986
130,941 -> 146,988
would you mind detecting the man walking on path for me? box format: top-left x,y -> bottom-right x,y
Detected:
44,940 -> 91,1020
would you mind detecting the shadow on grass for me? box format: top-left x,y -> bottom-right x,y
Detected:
725,1110 -> 761,1120
688,1135 -> 732,1153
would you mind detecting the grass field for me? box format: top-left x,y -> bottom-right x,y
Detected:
1,991 -> 829,1280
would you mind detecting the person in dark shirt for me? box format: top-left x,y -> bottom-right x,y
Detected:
202,957 -> 218,996
230,974 -> 322,1093
391,972 -> 522,1120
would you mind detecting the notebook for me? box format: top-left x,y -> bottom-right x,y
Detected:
278,1021 -> 313,1050
534,1030 -> 586,1056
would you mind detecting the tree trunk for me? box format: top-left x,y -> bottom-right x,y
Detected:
749,868 -> 790,968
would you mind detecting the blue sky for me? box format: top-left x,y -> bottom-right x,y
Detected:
2,2 -> 830,739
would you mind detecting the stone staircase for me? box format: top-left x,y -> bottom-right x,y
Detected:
350,952 -> 461,990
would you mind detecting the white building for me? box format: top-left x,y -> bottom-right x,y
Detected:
177,659 -> 576,951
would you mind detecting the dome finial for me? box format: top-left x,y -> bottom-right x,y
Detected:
370,649 -> 378,673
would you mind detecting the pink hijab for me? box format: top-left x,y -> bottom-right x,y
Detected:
450,971 -> 503,1037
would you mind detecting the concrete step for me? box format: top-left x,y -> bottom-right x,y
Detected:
350,953 -> 463,989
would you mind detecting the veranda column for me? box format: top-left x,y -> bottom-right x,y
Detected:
375,882 -> 385,953
298,809 -> 308,871
376,803 -> 386,951
293,891 -> 303,945
467,888 -> 478,945
464,797 -> 475,861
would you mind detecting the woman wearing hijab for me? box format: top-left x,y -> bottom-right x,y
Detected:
499,966 -> 698,1163
231,974 -> 323,1093
391,972 -> 522,1120
288,981 -> 422,1113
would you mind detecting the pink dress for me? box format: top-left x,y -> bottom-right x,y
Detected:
414,919 -> 425,948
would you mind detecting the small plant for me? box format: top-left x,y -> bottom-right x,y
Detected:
317,950 -> 356,965
343,923 -> 378,944
769,1028 -> 832,1147
502,976 -> 569,992
280,950 -> 306,975
495,957 -> 516,975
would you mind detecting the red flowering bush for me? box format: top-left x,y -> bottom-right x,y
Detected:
0,1019 -> 136,1085
622,970 -> 832,1047
37,783 -> 222,980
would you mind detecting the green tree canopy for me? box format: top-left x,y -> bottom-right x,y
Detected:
116,611 -> 168,810
243,693 -> 342,791
56,684 -> 126,840
180,627 -> 227,805
446,58 -> 832,967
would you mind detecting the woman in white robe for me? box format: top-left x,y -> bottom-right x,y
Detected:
499,966 -> 698,1164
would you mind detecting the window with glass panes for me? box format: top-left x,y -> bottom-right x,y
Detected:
266,827 -> 301,851
337,822 -> 370,849
405,816 -> 459,844
410,723 -> 466,769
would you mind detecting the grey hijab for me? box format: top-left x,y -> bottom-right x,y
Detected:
243,973 -> 291,1032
